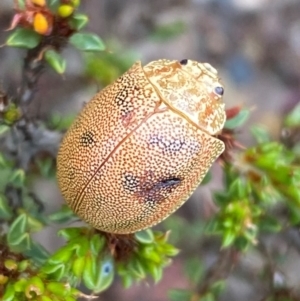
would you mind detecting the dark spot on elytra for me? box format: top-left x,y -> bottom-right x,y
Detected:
67,169 -> 76,180
157,177 -> 182,189
139,176 -> 182,204
149,135 -> 185,153
115,87 -> 136,117
80,130 -> 95,146
122,173 -> 140,193
115,88 -> 129,107
149,135 -> 202,157
123,172 -> 182,204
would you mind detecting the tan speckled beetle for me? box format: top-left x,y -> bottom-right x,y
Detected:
56,59 -> 226,234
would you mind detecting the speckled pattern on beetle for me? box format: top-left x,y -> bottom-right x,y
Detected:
56,59 -> 226,234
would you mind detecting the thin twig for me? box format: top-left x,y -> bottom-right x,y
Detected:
195,247 -> 238,296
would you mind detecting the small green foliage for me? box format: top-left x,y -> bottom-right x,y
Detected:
48,205 -> 78,224
0,124 -> 10,136
251,125 -> 271,144
16,0 -> 26,9
0,193 -> 13,221
35,157 -> 56,178
117,230 -> 179,287
225,109 -> 250,129
85,50 -> 136,86
184,257 -> 204,285
45,50 -> 67,74
151,20 -> 186,41
206,128 -> 300,251
7,214 -> 30,251
168,289 -> 194,301
284,103 -> 300,127
69,13 -> 89,30
5,0 -> 105,75
6,28 -> 41,49
47,113 -> 76,131
8,168 -> 26,188
69,33 -> 106,52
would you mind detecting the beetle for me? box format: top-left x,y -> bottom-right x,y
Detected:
56,59 -> 226,234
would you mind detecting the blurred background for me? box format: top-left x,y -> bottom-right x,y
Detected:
1,0 -> 300,300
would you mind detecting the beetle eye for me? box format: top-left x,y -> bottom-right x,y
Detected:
179,59 -> 188,65
214,86 -> 224,96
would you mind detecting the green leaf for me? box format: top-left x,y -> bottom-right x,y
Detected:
251,125 -> 270,144
225,109 -> 250,129
6,28 -> 41,49
35,157 -> 54,178
0,194 -> 13,220
94,256 -> 114,293
14,278 -> 27,292
8,233 -> 32,252
151,21 -> 186,41
82,253 -> 114,293
7,213 -> 27,245
65,296 -> 77,301
72,256 -> 85,277
130,259 -> 146,279
70,0 -> 81,7
27,214 -> 44,232
70,33 -> 106,52
222,230 -> 235,248
69,13 -> 89,30
25,276 -> 45,298
42,263 -> 65,280
48,245 -> 75,264
49,205 -> 77,223
0,124 -> 10,136
148,265 -> 163,283
135,229 -> 155,244
45,49 -> 66,74
24,241 -> 50,265
235,236 -> 250,251
259,215 -> 282,233
82,254 -> 97,290
58,227 -> 82,240
40,296 -> 53,301
90,234 -> 105,256
285,103 -> 300,127
3,283 -> 16,301
74,237 -> 90,257
18,260 -> 29,272
184,257 -> 204,284
211,280 -> 226,293
168,289 -> 193,301
201,293 -> 215,301
16,0 -> 26,9
48,113 -> 75,131
229,178 -> 247,199
46,282 -> 69,297
120,274 -> 133,288
48,0 -> 60,9
9,168 -> 25,187
0,153 -> 10,169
